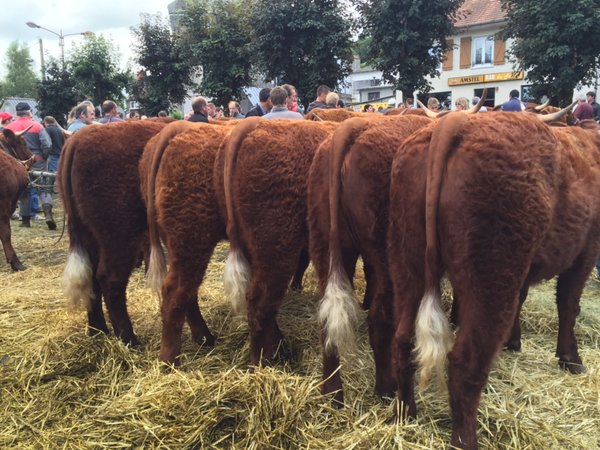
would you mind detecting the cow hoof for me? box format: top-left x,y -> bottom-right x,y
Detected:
11,261 -> 26,271
504,340 -> 521,352
559,359 -> 586,374
46,219 -> 57,230
193,333 -> 215,347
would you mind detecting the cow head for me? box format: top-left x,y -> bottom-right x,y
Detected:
1,127 -> 33,160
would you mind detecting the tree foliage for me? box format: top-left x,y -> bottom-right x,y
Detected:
252,0 -> 355,107
132,13 -> 197,116
37,59 -> 80,126
69,35 -> 132,105
502,0 -> 600,106
356,0 -> 463,98
179,0 -> 254,108
0,41 -> 39,99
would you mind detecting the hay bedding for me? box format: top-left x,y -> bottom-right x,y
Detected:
1,207 -> 599,449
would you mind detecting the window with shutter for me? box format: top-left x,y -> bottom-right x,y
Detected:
443,39 -> 454,71
460,37 -> 471,69
493,35 -> 506,65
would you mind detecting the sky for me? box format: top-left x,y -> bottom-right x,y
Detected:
0,1 -> 173,78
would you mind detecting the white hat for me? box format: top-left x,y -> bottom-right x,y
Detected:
388,98 -> 397,106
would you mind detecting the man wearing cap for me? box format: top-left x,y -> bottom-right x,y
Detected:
5,102 -> 55,229
0,112 -> 13,128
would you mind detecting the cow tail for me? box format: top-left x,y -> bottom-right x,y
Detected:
146,121 -> 194,294
319,118 -> 371,356
223,117 -> 261,315
415,113 -> 467,388
60,138 -> 94,312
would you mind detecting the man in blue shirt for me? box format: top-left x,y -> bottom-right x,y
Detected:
68,103 -> 96,131
501,89 -> 523,112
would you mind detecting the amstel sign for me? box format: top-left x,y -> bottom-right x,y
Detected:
448,71 -> 524,86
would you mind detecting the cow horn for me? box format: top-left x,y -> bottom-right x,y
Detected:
311,113 -> 324,121
14,124 -> 34,137
416,99 -> 440,118
534,99 -> 551,111
535,100 -> 577,123
465,88 -> 488,114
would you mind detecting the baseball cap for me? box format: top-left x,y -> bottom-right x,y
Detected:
15,102 -> 31,112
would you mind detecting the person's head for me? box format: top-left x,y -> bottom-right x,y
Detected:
404,98 -> 413,107
427,97 -> 440,111
269,86 -> 288,107
472,96 -> 481,106
228,101 -> 241,116
192,96 -> 208,115
215,106 -> 224,118
454,97 -> 469,111
259,87 -> 271,103
586,91 -> 596,104
75,102 -> 95,123
325,92 -> 339,108
15,102 -> 32,118
363,104 -> 374,113
129,110 -> 140,120
281,84 -> 297,110
157,110 -> 168,117
576,93 -> 587,103
43,115 -> 57,127
316,85 -> 330,101
207,102 -> 217,117
509,89 -> 519,99
337,99 -> 345,108
102,100 -> 118,117
0,111 -> 14,125
388,98 -> 397,109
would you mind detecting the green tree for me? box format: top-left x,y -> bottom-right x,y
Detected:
502,0 -> 600,106
37,59 -> 80,126
357,0 -> 463,98
251,0 -> 355,107
132,13 -> 197,116
1,41 -> 39,98
179,0 -> 254,108
69,35 -> 132,105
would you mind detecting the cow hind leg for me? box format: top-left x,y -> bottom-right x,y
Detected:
555,261 -> 589,374
505,285 -> 529,352
95,258 -> 140,347
160,260 -> 215,364
0,215 -> 24,271
246,269 -> 290,367
87,277 -> 110,335
290,247 -> 309,291
447,287 -> 520,450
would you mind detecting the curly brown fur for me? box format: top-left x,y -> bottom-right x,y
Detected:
307,115 -> 433,404
216,119 -> 338,367
60,120 -> 168,345
387,112 -> 600,449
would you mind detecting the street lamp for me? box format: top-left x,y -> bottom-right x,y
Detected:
26,21 -> 94,69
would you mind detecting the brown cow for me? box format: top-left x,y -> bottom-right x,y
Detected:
143,122 -> 232,363
61,119 -> 171,345
0,128 -> 32,271
387,112 -> 600,450
307,115 -> 433,404
217,118 -> 337,367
